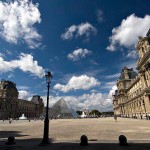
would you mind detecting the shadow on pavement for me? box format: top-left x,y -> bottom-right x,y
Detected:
0,131 -> 29,139
0,138 -> 150,150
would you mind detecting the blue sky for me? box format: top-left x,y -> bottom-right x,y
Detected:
0,0 -> 150,111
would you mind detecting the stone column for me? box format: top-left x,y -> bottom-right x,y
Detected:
144,95 -> 150,113
140,72 -> 148,89
123,107 -> 125,116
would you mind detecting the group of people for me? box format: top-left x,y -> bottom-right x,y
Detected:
3,116 -> 118,123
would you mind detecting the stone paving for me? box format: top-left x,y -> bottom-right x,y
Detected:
1,117 -> 150,143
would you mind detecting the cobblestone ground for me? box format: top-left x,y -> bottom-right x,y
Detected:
1,117 -> 150,142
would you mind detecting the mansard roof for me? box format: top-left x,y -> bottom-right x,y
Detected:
0,80 -> 17,90
119,67 -> 138,80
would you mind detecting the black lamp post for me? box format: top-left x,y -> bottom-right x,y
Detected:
41,71 -> 53,145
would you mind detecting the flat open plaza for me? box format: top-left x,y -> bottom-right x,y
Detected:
1,117 -> 150,142
1,117 -> 150,150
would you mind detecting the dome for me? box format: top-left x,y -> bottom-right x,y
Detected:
119,67 -> 138,80
128,71 -> 138,79
1,80 -> 17,90
119,73 -> 125,80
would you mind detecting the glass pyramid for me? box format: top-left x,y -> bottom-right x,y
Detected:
49,98 -> 78,119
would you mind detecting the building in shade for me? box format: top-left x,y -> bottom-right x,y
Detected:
113,29 -> 150,118
0,80 -> 44,119
48,98 -> 78,119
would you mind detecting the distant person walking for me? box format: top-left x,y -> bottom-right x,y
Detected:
9,118 -> 12,124
114,115 -> 117,122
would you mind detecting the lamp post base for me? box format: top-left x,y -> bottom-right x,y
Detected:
40,139 -> 50,146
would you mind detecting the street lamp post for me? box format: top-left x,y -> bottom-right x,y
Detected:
41,72 -> 53,145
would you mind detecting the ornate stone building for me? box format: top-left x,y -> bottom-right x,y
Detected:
0,80 -> 44,119
113,29 -> 150,118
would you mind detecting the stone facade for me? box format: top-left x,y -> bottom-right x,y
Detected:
0,80 -> 44,119
113,29 -> 150,119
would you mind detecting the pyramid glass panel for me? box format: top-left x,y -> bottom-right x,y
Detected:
49,98 -> 78,119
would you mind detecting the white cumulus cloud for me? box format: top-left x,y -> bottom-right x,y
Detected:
67,48 -> 92,61
0,53 -> 45,77
41,92 -> 113,112
43,83 -> 117,111
108,85 -> 117,99
18,90 -> 30,100
0,0 -> 42,48
61,22 -> 97,40
107,14 -> 150,51
54,75 -> 100,92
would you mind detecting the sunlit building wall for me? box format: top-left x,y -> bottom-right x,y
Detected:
113,29 -> 150,118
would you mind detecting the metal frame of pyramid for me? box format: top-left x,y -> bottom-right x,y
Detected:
49,98 -> 78,119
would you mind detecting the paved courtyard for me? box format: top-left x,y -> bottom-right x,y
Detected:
1,117 -> 150,143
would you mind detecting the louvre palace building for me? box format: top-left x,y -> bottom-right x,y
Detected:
113,29 -> 150,118
0,80 -> 44,119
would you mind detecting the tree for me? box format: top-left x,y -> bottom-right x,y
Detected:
89,110 -> 101,116
76,110 -> 82,115
102,111 -> 114,116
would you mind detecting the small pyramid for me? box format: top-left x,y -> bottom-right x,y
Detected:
49,98 -> 78,118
